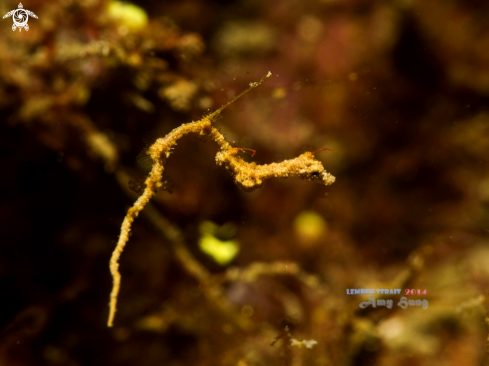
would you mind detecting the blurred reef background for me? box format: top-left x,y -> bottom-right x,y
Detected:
1,0 -> 489,365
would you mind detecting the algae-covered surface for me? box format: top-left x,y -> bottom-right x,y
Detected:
1,0 -> 489,365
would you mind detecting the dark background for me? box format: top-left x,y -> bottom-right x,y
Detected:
1,0 -> 489,365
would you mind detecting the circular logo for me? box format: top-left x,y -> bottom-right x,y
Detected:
13,9 -> 28,28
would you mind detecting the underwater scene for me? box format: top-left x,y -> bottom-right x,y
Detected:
0,0 -> 488,365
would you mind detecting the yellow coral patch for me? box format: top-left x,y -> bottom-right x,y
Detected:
107,1 -> 148,32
